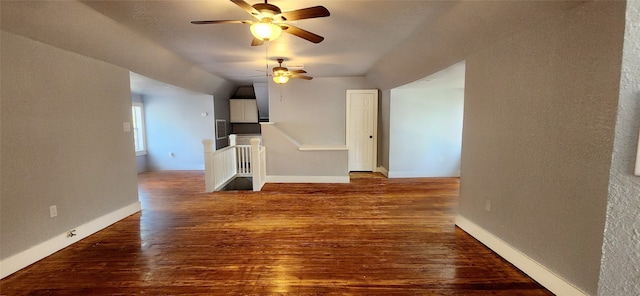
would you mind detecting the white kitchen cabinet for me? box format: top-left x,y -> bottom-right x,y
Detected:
230,99 -> 258,123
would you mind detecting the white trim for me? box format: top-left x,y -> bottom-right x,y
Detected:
261,122 -> 347,152
132,102 -> 147,154
636,126 -> 640,175
261,122 -> 302,148
166,165 -> 205,170
299,145 -> 348,151
0,201 -> 141,279
265,175 -> 350,183
388,170 -> 460,178
455,215 -> 588,296
375,166 -> 389,177
346,89 -> 378,172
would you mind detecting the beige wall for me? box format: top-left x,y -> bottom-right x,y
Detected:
366,1 -> 582,90
458,2 -> 625,294
262,124 -> 348,177
0,1 -> 236,101
369,1 -> 582,176
268,77 -> 374,146
265,77 -> 373,176
1,31 -> 139,258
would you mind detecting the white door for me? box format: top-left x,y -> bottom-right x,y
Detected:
347,89 -> 378,171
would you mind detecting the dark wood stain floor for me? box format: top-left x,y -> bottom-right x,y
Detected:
0,171 -> 552,295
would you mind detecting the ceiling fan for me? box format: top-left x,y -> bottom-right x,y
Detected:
271,59 -> 313,84
191,0 -> 330,46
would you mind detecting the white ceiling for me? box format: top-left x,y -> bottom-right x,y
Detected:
1,0 -> 583,93
130,72 -> 208,96
80,0 -> 457,85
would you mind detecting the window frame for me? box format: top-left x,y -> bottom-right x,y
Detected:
132,102 -> 147,156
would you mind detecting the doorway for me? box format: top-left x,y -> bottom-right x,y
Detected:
346,89 -> 378,171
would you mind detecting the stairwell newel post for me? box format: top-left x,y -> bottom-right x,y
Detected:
251,138 -> 261,191
202,139 -> 215,192
229,134 -> 237,147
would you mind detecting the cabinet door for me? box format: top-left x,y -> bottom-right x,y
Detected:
243,100 -> 258,122
230,100 -> 245,123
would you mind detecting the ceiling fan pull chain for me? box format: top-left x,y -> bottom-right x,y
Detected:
265,40 -> 269,78
280,84 -> 284,101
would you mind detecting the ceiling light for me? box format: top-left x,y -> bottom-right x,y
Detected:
250,20 -> 282,41
273,74 -> 289,84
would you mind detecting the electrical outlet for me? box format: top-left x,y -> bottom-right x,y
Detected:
49,205 -> 58,218
66,230 -> 77,238
485,200 -> 491,212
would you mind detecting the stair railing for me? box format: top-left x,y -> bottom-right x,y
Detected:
202,136 -> 266,192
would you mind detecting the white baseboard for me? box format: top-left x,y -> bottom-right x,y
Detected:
265,175 -> 350,183
375,166 -> 389,177
0,201 -> 141,279
388,170 -> 460,178
455,215 -> 587,296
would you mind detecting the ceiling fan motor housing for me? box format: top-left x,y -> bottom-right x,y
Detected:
273,66 -> 288,76
252,3 -> 281,18
191,0 -> 329,45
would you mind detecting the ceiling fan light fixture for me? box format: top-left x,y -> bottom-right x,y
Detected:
250,20 -> 282,41
273,66 -> 287,76
273,74 -> 289,84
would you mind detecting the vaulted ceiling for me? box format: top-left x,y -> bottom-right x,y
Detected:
1,1 -> 585,89
79,0 -> 457,85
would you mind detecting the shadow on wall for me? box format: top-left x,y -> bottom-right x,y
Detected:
388,61 -> 465,178
130,73 -> 216,172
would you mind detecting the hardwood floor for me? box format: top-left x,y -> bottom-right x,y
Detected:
0,171 -> 552,295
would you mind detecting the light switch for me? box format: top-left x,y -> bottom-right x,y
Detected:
123,122 -> 131,132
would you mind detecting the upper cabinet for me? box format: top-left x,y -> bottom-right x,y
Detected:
230,99 -> 258,123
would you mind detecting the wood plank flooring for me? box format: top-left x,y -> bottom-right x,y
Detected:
0,171 -> 552,295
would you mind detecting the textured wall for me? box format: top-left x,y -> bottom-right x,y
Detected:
0,1 -> 235,100
1,31 -> 139,259
458,2 -> 625,294
365,1 -> 582,90
368,1 -> 582,178
598,1 -> 640,295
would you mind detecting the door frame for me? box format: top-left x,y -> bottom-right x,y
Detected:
346,89 -> 378,172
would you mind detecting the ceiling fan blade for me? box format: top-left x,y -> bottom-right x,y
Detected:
290,69 -> 307,74
276,6 -> 330,21
231,0 -> 262,20
292,74 -> 313,80
251,37 -> 264,47
191,20 -> 251,25
281,24 -> 324,43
